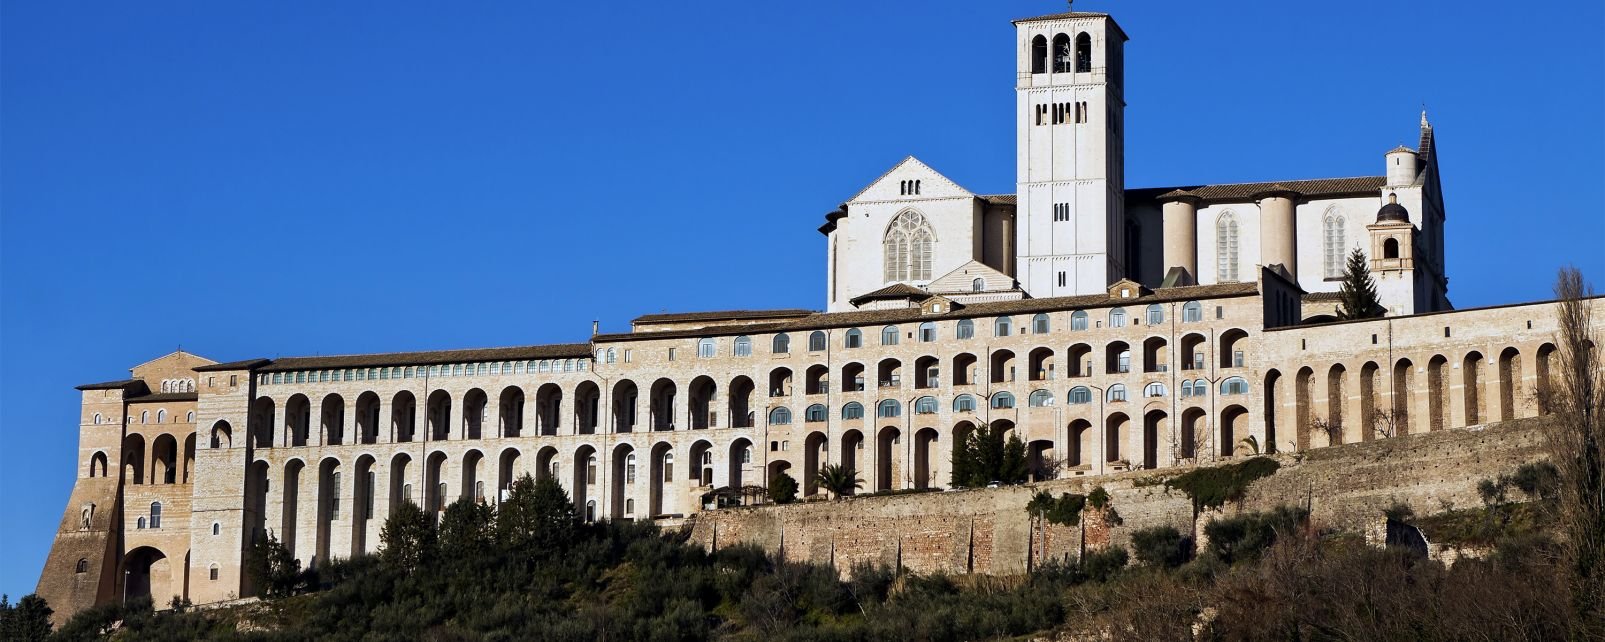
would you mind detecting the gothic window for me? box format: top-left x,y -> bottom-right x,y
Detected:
1030,35 -> 1047,74
1323,209 -> 1347,278
1075,32 -> 1092,72
1051,33 -> 1071,73
1217,212 -> 1240,282
883,210 -> 935,282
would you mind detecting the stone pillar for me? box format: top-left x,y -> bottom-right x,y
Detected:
1159,192 -> 1199,280
1255,188 -> 1299,281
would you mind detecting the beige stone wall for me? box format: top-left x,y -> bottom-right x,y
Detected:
690,416 -> 1551,576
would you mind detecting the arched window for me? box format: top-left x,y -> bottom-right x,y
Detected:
995,317 -> 1013,337
137,517 -> 146,530
156,409 -> 166,423
805,404 -> 828,422
956,319 -> 975,340
917,322 -> 937,342
1182,301 -> 1203,323
772,334 -> 791,354
1220,376 -> 1250,396
991,392 -> 1016,409
1144,383 -> 1168,398
1146,305 -> 1164,326
1074,32 -> 1092,73
842,402 -> 865,420
914,396 -> 939,414
733,336 -> 752,357
76,558 -> 89,573
883,210 -> 936,282
769,407 -> 792,425
972,277 -> 985,292
1071,311 -> 1089,331
1323,208 -> 1347,278
808,331 -> 827,352
953,394 -> 977,413
1028,390 -> 1054,407
93,413 -> 102,425
1384,237 -> 1400,259
876,399 -> 901,418
1030,35 -> 1047,74
606,348 -> 617,364
1107,384 -> 1128,403
626,498 -> 636,515
698,338 -> 716,358
186,411 -> 194,423
140,411 -> 148,424
150,502 -> 163,528
1108,308 -> 1127,328
625,453 -> 637,483
1195,380 -> 1211,397
212,522 -> 221,535
845,328 -> 863,349
881,326 -> 900,346
1069,386 -> 1092,404
1032,313 -> 1051,334
209,564 -> 219,581
662,453 -> 674,482
1217,212 -> 1240,282
586,500 -> 596,523
1051,33 -> 1071,73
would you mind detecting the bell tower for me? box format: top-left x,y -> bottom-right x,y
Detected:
1013,4 -> 1128,297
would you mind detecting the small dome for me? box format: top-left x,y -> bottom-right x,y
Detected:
1377,193 -> 1410,223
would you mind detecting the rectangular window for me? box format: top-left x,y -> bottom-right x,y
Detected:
1058,271 -> 1067,287
668,348 -> 676,361
229,375 -> 237,387
366,471 -> 376,519
624,349 -> 633,363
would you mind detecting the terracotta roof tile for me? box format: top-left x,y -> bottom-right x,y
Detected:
194,358 -> 271,372
1130,176 -> 1385,204
129,392 -> 198,403
75,379 -> 145,392
633,309 -> 816,325
849,283 -> 932,306
259,343 -> 592,372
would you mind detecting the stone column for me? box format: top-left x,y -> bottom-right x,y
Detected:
1255,188 -> 1300,281
1160,192 -> 1199,281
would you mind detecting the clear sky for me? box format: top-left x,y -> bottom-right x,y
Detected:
2,0 -> 1601,600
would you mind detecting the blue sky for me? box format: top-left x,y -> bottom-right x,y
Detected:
1,0 -> 1600,600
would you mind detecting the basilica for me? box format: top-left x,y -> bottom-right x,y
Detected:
35,5 -> 1586,624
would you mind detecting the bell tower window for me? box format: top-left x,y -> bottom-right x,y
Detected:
1075,33 -> 1092,73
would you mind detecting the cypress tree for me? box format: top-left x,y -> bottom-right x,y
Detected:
1336,247 -> 1383,320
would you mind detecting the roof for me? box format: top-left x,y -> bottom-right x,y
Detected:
979,194 -> 1017,206
75,379 -> 144,392
128,392 -> 198,403
1129,176 -> 1386,204
849,283 -> 933,306
594,282 -> 1260,343
1011,11 -> 1128,41
258,343 -> 593,373
633,309 -> 816,325
194,358 -> 272,372
1304,291 -> 1343,301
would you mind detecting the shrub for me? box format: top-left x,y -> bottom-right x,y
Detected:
1081,547 -> 1129,582
1130,526 -> 1191,568
1203,506 -> 1308,564
1164,456 -> 1281,515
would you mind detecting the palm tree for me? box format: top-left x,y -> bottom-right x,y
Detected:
814,464 -> 863,499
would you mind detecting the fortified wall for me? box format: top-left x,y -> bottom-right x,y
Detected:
688,416 -> 1550,576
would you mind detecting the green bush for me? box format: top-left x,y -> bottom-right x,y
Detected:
1164,456 -> 1281,515
1130,526 -> 1191,568
1203,506 -> 1308,564
1080,547 -> 1129,582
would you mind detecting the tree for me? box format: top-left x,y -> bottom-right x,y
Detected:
950,422 -> 1029,488
246,530 -> 302,597
814,464 -> 862,499
1335,247 -> 1384,320
438,497 -> 496,567
496,473 -> 576,557
1541,266 -> 1604,635
767,471 -> 799,504
0,594 -> 53,641
379,499 -> 437,573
